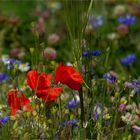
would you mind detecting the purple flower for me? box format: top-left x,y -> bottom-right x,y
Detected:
83,50 -> 101,58
92,50 -> 101,56
83,51 -> 90,58
125,80 -> 140,87
2,58 -> 22,69
0,116 -> 9,125
132,79 -> 140,86
89,16 -> 103,28
132,125 -> 140,132
125,82 -> 133,87
72,119 -> 78,127
125,79 -> 140,94
120,54 -> 136,66
118,14 -> 136,25
62,119 -> 78,128
0,73 -> 8,81
67,99 -> 77,109
7,58 -> 21,65
118,104 -> 126,112
103,72 -> 117,83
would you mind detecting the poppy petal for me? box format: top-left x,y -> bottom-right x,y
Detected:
27,70 -> 52,90
27,70 -> 38,90
7,89 -> 31,116
36,87 -> 62,102
55,63 -> 83,90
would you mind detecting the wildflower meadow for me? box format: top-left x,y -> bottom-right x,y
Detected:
1,0 -> 140,139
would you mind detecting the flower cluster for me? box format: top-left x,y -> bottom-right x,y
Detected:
27,70 -> 62,102
27,62 -> 83,102
121,103 -> 140,126
1,56 -> 30,72
118,14 -> 136,26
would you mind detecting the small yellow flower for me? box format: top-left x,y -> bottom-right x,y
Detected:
104,114 -> 111,120
120,97 -> 127,104
128,134 -> 132,140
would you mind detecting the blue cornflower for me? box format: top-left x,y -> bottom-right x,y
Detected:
132,79 -> 140,86
62,119 -> 78,128
133,87 -> 140,93
125,79 -> 140,94
3,58 -> 22,69
120,54 -> 136,66
118,14 -> 136,25
72,119 -> 78,127
0,116 -> 9,125
83,50 -> 101,58
67,99 -> 77,109
92,50 -> 101,56
89,15 -> 103,28
9,59 -> 21,65
82,51 -> 90,58
0,73 -> 9,81
103,72 -> 117,83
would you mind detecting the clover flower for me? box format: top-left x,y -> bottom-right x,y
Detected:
10,48 -> 22,58
132,125 -> 140,132
117,24 -> 129,36
118,104 -> 126,112
48,33 -> 60,45
32,17 -> 45,35
43,47 -> 57,59
113,5 -> 126,16
121,102 -> 140,125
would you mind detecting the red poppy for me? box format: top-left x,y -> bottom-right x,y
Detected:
55,62 -> 83,90
36,87 -> 62,102
27,70 -> 62,102
8,89 -> 31,116
27,70 -> 52,90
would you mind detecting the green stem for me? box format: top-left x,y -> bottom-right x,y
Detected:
79,87 -> 85,127
59,96 -> 62,123
97,122 -> 101,140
